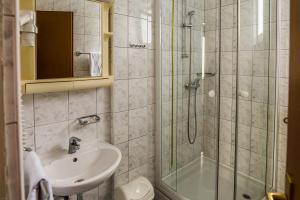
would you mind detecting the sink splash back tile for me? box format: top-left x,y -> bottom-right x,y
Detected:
21,94 -> 34,128
114,172 -> 129,189
115,142 -> 129,176
69,89 -> 97,120
22,127 -> 35,151
128,107 -> 148,140
96,88 -> 111,114
128,135 -> 148,170
34,92 -> 68,126
112,111 -> 129,144
35,121 -> 69,162
97,113 -> 112,143
21,87 -> 112,163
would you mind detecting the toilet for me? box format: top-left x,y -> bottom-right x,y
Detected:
115,176 -> 154,200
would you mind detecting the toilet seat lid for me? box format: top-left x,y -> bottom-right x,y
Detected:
121,176 -> 154,200
125,182 -> 151,199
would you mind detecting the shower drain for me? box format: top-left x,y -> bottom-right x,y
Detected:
242,193 -> 251,199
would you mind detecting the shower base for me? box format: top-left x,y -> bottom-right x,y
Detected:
162,157 -> 265,200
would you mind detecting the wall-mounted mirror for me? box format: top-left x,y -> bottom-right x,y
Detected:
20,0 -> 113,94
35,0 -> 103,79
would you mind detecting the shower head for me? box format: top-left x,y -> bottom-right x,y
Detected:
188,10 -> 195,16
184,10 -> 195,26
183,10 -> 195,28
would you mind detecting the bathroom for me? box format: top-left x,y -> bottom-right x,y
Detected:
0,0 -> 298,199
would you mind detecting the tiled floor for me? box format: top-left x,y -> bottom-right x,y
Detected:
163,157 -> 265,200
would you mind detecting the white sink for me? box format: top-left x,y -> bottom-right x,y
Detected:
44,143 -> 122,196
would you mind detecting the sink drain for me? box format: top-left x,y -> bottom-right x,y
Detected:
242,193 -> 251,199
74,178 -> 85,183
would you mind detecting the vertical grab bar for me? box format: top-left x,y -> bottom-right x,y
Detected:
201,23 -> 206,79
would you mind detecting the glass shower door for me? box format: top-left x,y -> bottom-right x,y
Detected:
160,0 -> 220,199
233,0 -> 277,199
175,0 -> 220,199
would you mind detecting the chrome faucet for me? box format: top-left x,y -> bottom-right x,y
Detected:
68,137 -> 81,154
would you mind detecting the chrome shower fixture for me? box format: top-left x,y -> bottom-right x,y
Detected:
185,77 -> 201,89
185,76 -> 200,144
183,10 -> 195,28
188,10 -> 196,17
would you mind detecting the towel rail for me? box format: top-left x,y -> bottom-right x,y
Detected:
75,51 -> 90,56
75,51 -> 100,56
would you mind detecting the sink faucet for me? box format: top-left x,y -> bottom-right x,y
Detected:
68,137 -> 81,154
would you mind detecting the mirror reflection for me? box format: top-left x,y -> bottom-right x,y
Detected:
35,0 -> 102,79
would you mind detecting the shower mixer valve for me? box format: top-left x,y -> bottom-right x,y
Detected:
185,77 -> 201,89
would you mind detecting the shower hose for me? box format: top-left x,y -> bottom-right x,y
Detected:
187,25 -> 198,145
187,85 -> 198,144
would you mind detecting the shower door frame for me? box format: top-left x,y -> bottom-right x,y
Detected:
154,0 -> 178,198
154,0 -> 185,199
233,0 -> 279,197
154,0 -> 220,199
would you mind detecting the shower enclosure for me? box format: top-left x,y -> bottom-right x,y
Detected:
156,0 -> 277,199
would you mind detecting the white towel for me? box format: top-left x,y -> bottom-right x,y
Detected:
24,152 -> 53,200
89,52 -> 102,77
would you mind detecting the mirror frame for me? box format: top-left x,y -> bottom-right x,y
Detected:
20,0 -> 113,94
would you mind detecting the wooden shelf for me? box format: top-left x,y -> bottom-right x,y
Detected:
22,76 -> 114,94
